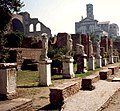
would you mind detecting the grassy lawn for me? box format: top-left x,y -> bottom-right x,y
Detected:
17,70 -> 39,86
16,65 -> 102,87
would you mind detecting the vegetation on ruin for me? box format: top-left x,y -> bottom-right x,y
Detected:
5,32 -> 25,48
0,0 -> 24,62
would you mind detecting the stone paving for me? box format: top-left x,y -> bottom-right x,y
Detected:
62,80 -> 120,111
61,64 -> 120,111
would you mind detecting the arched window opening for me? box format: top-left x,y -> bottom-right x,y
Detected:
36,23 -> 41,31
29,24 -> 34,32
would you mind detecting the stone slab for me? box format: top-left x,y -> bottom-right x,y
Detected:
112,77 -> 120,82
0,98 -> 33,111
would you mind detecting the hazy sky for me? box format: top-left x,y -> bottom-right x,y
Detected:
21,0 -> 120,35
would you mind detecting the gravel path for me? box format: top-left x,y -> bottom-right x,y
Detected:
101,89 -> 120,111
62,80 -> 120,111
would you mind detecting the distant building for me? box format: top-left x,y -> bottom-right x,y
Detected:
75,4 -> 119,37
11,12 -> 52,38
109,23 -> 119,36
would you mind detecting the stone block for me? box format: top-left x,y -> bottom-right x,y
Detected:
102,58 -> 107,66
88,56 -> 95,70
39,59 -> 52,86
62,58 -> 75,78
99,69 -> 113,80
81,78 -> 95,90
108,66 -> 119,75
0,64 -> 17,100
49,81 -> 80,107
96,57 -> 102,68
112,77 -> 120,82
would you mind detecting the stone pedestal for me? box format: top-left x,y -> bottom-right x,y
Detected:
88,56 -> 95,70
102,58 -> 107,66
62,58 -> 75,78
96,56 -> 102,68
109,56 -> 114,64
0,63 -> 17,100
113,56 -> 118,63
76,54 -> 87,74
39,59 -> 52,86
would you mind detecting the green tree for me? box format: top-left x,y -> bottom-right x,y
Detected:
0,0 -> 24,62
5,32 -> 25,47
0,0 -> 24,31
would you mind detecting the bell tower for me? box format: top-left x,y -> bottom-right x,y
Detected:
86,4 -> 94,19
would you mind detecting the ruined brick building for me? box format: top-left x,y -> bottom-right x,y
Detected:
11,12 -> 52,37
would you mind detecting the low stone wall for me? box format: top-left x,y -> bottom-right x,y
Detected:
10,48 -> 42,62
81,74 -> 99,90
49,81 -> 80,107
99,69 -> 112,80
108,66 -> 119,75
0,98 -> 33,111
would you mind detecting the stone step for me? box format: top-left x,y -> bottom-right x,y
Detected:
112,77 -> 120,82
0,98 -> 33,111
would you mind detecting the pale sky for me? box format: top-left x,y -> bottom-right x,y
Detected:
21,0 -> 120,35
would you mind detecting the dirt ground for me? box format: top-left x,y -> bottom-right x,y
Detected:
16,63 -> 120,111
100,89 -> 120,111
17,77 -> 82,110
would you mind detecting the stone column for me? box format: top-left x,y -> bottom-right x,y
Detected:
39,33 -> 52,86
109,45 -> 114,64
62,34 -> 75,78
88,40 -> 95,70
0,63 -> 17,100
76,44 -> 87,73
96,41 -> 102,68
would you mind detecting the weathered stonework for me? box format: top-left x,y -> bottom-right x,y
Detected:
0,98 -> 33,111
0,63 -> 17,100
49,81 -> 80,107
39,59 -> 52,86
12,12 -> 52,37
108,66 -> 119,75
62,58 -> 75,78
99,69 -> 112,80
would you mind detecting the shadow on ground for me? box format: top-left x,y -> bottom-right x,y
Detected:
37,104 -> 62,111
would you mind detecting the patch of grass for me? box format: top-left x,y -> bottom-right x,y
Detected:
39,96 -> 48,99
17,70 -> 39,86
75,67 -> 102,78
75,71 -> 92,78
51,75 -> 63,80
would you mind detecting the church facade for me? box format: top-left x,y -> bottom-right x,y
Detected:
75,4 -> 119,37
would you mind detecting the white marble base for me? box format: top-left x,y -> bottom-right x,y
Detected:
113,56 -> 118,63
0,68 -> 16,94
96,56 -> 102,68
62,58 -> 75,78
88,56 -> 95,70
39,59 -> 52,86
102,58 -> 107,66
109,56 -> 114,64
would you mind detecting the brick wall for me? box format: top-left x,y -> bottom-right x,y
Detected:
10,48 -> 42,62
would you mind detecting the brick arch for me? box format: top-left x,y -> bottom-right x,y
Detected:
12,18 -> 24,32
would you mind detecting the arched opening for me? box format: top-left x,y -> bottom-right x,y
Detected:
12,19 -> 24,33
29,24 -> 34,32
36,23 -> 41,31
